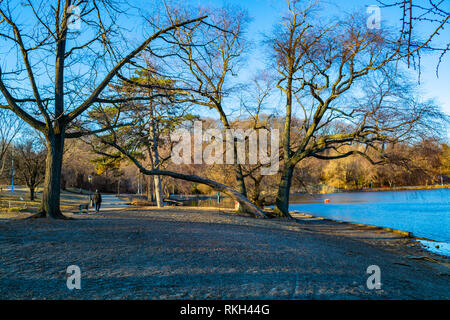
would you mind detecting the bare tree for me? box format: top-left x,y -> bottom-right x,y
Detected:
0,0 -> 206,218
161,5 -> 251,198
239,74 -> 280,207
269,1 -> 444,217
15,137 -> 46,200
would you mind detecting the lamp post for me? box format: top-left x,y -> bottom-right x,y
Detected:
10,148 -> 14,193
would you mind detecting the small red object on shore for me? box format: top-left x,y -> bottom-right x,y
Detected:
324,199 -> 330,204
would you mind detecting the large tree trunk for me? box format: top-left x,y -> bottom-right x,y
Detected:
234,164 -> 248,213
273,73 -> 294,218
249,176 -> 264,209
39,133 -> 66,219
273,164 -> 294,218
235,163 -> 247,197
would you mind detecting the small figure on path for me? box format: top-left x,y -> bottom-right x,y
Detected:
93,190 -> 102,214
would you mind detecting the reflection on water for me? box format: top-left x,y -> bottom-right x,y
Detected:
289,189 -> 450,244
418,240 -> 450,256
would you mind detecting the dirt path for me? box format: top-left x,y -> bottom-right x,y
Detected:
0,207 -> 448,299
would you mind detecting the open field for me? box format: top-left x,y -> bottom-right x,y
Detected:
0,202 -> 449,299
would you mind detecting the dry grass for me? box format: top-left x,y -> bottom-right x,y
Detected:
0,186 -> 91,218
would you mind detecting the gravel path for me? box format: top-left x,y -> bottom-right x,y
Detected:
0,207 -> 448,299
99,194 -> 129,211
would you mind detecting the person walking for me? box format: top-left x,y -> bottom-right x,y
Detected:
93,190 -> 102,214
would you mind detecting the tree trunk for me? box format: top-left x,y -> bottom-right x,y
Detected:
273,72 -> 294,218
232,137 -> 247,210
153,174 -> 163,207
249,176 -> 263,209
235,163 -> 247,197
29,187 -> 35,201
221,114 -> 248,200
39,133 -> 66,219
148,101 -> 164,208
146,175 -> 154,202
273,164 -> 294,218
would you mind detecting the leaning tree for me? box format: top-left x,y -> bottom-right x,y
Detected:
0,0 -> 206,218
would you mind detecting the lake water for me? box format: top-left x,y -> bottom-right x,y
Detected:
289,189 -> 450,247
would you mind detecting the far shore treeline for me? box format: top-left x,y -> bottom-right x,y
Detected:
1,115 -> 448,207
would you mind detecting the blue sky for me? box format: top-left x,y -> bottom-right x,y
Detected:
196,0 -> 450,118
2,0 -> 448,134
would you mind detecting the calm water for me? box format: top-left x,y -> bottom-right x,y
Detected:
289,189 -> 450,244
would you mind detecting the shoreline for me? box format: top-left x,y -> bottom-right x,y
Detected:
293,184 -> 450,196
289,211 -> 450,258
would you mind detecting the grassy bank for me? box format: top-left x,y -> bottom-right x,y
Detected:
0,186 -> 91,218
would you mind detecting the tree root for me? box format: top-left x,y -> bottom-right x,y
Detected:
24,211 -> 72,220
